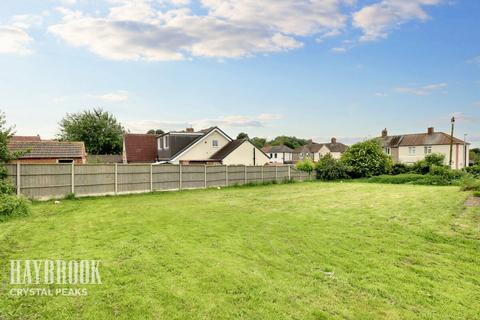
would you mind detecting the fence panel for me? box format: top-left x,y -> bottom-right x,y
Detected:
117,164 -> 151,193
74,164 -> 115,197
206,165 -> 227,188
181,165 -> 206,189
5,164 -> 16,191
152,165 -> 180,191
19,164 -> 72,199
226,166 -> 246,186
246,166 -> 262,183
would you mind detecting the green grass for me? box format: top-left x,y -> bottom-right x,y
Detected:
1,182 -> 479,319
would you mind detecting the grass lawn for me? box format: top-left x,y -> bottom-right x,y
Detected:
1,182 -> 479,319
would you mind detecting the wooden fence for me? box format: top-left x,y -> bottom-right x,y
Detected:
4,164 -> 310,200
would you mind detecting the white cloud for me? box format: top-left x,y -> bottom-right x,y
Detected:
466,56 -> 480,66
11,14 -> 43,29
395,82 -> 447,96
0,25 -> 33,55
353,0 -> 443,41
124,113 -> 283,132
48,0 -> 351,61
89,91 -> 129,102
331,47 -> 347,53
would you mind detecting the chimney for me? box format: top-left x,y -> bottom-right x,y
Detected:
331,137 -> 337,144
381,128 -> 388,138
186,127 -> 194,133
427,127 -> 434,134
307,139 -> 313,144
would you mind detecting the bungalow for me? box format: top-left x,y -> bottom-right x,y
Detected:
262,145 -> 294,164
380,127 -> 470,169
294,138 -> 348,161
123,127 -> 270,166
8,136 -> 86,164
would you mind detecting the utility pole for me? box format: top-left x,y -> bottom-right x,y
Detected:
464,134 -> 468,168
449,116 -> 455,167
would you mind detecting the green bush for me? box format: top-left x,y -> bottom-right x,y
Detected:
341,139 -> 392,178
474,191 -> 480,197
0,194 -> 30,221
391,163 -> 413,175
367,174 -> 459,186
429,165 -> 466,180
0,179 -> 14,194
459,176 -> 480,191
296,159 -> 315,177
315,154 -> 349,181
465,165 -> 480,178
424,153 -> 446,166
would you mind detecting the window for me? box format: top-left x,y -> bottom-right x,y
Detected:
408,147 -> 416,155
157,138 -> 162,150
384,147 -> 391,155
163,136 -> 169,149
424,146 -> 432,154
274,153 -> 278,158
58,159 -> 73,163
212,140 -> 219,147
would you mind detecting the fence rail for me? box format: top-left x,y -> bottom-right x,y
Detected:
4,163 -> 310,200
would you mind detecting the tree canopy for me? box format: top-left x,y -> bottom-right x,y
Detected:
147,129 -> 164,135
58,108 -> 125,155
236,132 -> 249,140
341,139 -> 392,178
269,136 -> 309,149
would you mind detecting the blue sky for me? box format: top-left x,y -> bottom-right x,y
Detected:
0,0 -> 479,146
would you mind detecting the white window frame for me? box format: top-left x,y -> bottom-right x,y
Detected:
424,146 -> 432,154
157,138 -> 162,150
408,147 -> 416,155
163,136 -> 169,149
212,139 -> 219,148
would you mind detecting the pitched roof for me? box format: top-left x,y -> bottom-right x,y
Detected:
382,132 -> 466,147
262,145 -> 294,153
8,140 -> 86,159
10,135 -> 42,142
210,139 -> 247,160
323,142 -> 348,153
294,141 -> 348,153
123,133 -> 157,163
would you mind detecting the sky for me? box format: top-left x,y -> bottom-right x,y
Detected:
0,0 -> 479,147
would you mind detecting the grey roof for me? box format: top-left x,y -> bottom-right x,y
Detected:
8,141 -> 86,159
382,132 -> 467,148
294,141 -> 348,153
210,139 -> 247,160
262,145 -> 294,153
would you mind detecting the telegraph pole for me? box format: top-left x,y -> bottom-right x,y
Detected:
449,116 -> 455,167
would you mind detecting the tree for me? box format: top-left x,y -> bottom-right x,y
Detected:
471,148 -> 480,165
58,108 -> 125,155
269,136 -> 308,149
315,154 -> 349,181
147,129 -> 164,135
251,137 -> 267,149
296,158 -> 315,178
237,132 -> 249,140
341,139 -> 392,178
0,111 -> 15,182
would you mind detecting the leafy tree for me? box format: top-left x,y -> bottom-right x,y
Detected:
237,132 -> 249,140
147,129 -> 164,135
470,148 -> 480,165
0,111 -> 23,181
315,154 -> 349,181
269,136 -> 308,149
424,153 -> 445,167
341,139 -> 392,178
58,108 -> 125,155
251,137 -> 267,149
296,158 -> 315,178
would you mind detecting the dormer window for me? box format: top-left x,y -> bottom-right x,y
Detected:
212,140 -> 219,148
163,135 -> 169,149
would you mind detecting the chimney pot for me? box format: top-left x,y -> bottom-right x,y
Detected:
331,137 -> 337,144
428,127 -> 434,134
381,128 -> 388,138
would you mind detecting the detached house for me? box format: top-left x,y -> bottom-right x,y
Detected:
123,127 -> 270,166
294,138 -> 348,161
262,145 -> 295,164
380,127 -> 469,169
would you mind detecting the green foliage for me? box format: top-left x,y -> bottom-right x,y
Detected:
250,137 -> 267,149
341,139 -> 392,178
412,153 -> 448,174
459,176 -> 480,191
0,194 -> 30,221
236,132 -> 249,140
367,174 -> 459,186
0,180 -> 14,194
147,129 -> 164,135
65,192 -> 76,200
0,111 -> 15,180
296,158 -> 315,174
58,108 -> 125,155
470,148 -> 480,165
269,136 -> 308,149
429,165 -> 466,180
473,191 -> 480,197
465,165 -> 480,178
424,153 -> 446,166
391,163 -> 413,175
315,154 -> 349,181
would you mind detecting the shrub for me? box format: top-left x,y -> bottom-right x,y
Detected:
424,153 -> 446,167
474,191 -> 480,197
459,176 -> 480,191
315,154 -> 349,181
367,174 -> 460,186
0,179 -> 14,194
296,159 -> 315,177
65,192 -> 76,200
0,194 -> 30,221
391,163 -> 413,175
429,165 -> 466,180
412,160 -> 430,174
341,139 -> 392,178
465,165 -> 480,178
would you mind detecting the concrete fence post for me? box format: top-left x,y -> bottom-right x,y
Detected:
275,165 -> 278,182
150,164 -> 153,192
204,165 -> 207,188
288,165 -> 291,181
71,162 -> 75,194
244,166 -> 248,184
261,165 -> 264,182
179,164 -> 182,190
16,162 -> 21,196
225,165 -> 229,187
114,163 -> 118,194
